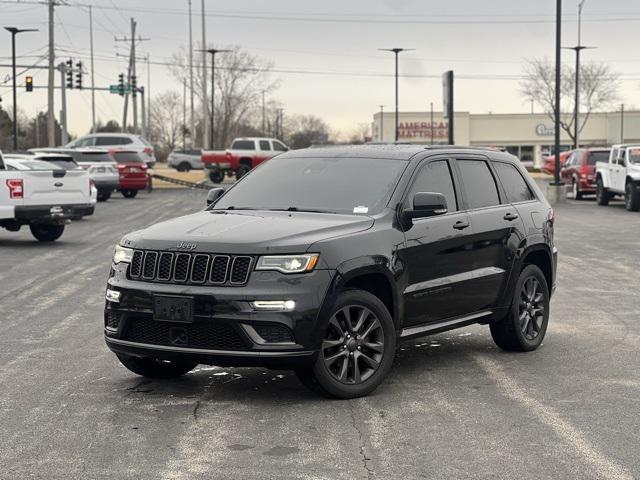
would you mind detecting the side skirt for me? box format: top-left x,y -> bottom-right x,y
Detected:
399,310 -> 493,340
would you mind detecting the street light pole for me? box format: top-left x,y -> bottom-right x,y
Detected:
200,48 -> 231,149
564,0 -> 594,150
553,0 -> 562,186
379,47 -> 414,142
4,27 -> 38,150
378,105 -> 384,141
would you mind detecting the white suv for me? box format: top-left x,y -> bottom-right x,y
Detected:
65,133 -> 156,167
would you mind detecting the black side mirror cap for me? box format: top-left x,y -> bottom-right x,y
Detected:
206,187 -> 225,206
405,192 -> 448,220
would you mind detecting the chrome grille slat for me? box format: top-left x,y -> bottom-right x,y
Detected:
127,250 -> 252,286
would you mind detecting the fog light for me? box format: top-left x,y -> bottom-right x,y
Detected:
251,300 -> 296,312
106,288 -> 121,303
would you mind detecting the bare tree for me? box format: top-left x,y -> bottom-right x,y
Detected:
149,91 -> 183,157
168,45 -> 278,148
348,122 -> 371,145
286,114 -> 331,149
520,58 -> 620,145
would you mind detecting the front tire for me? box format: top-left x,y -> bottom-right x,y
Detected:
177,162 -> 191,172
121,189 -> 138,199
97,191 -> 111,202
209,170 -> 225,184
625,181 -> 640,211
296,290 -> 396,399
29,223 -> 65,242
490,264 -> 550,352
596,177 -> 610,206
116,354 -> 197,379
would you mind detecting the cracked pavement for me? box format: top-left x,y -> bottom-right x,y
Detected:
1,188 -> 639,479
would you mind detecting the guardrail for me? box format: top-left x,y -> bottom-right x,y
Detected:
150,173 -> 210,190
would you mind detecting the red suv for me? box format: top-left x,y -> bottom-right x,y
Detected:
110,149 -> 149,199
560,147 -> 610,199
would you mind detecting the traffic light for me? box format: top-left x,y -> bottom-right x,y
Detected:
75,61 -> 82,89
25,76 -> 33,92
131,75 -> 137,98
118,73 -> 125,96
65,59 -> 73,89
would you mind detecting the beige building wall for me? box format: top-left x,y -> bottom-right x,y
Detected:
372,110 -> 640,167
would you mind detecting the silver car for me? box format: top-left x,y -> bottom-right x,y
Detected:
65,133 -> 157,167
167,148 -> 202,171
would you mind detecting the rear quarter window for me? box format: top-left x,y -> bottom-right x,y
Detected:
493,162 -> 535,203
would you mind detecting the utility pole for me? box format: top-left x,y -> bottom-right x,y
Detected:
140,86 -> 146,138
116,19 -> 149,133
200,0 -> 208,149
188,0 -> 195,147
553,0 -> 563,186
262,91 -> 266,135
58,62 -> 68,144
202,48 -> 231,149
89,5 -> 96,132
379,48 -> 414,142
182,79 -> 187,150
621,104 -> 625,143
378,105 -> 384,141
146,54 -> 151,134
4,27 -> 38,150
47,0 -> 55,146
564,0 -> 594,150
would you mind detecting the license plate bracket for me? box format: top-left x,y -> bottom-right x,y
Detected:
153,295 -> 194,323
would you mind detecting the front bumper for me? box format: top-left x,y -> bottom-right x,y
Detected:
104,263 -> 335,368
119,177 -> 148,190
93,178 -> 119,192
15,203 -> 94,224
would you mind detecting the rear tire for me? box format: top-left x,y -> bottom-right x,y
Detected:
295,289 -> 396,399
596,177 -> 610,206
116,354 -> 197,379
572,179 -> 583,200
235,164 -> 251,180
121,189 -> 138,199
625,181 -> 640,211
97,191 -> 111,202
490,264 -> 550,352
209,170 -> 225,184
29,223 -> 65,242
177,162 -> 191,172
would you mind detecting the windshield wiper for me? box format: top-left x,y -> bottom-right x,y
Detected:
267,207 -> 338,214
214,206 -> 258,211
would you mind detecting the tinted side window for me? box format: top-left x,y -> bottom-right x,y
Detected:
457,159 -> 500,209
493,162 -> 534,203
231,140 -> 255,150
95,137 -> 120,146
272,141 -> 287,151
259,140 -> 271,151
408,160 -> 457,212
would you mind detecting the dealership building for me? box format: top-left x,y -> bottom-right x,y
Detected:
372,110 -> 640,167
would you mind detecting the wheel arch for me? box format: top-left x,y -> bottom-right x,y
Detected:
518,244 -> 553,293
239,157 -> 253,168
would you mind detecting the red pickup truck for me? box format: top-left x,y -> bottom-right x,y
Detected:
201,137 -> 288,183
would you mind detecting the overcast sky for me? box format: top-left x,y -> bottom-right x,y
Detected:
2,0 -> 640,138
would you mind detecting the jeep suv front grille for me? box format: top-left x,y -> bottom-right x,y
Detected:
128,250 -> 253,286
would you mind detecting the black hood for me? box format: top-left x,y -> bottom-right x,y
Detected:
121,210 -> 374,255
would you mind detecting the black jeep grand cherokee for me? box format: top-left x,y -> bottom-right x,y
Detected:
105,145 -> 557,398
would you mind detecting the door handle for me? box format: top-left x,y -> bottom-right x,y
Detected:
453,220 -> 470,230
503,212 -> 519,221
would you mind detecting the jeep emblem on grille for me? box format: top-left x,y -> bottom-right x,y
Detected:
176,241 -> 197,251
169,327 -> 189,347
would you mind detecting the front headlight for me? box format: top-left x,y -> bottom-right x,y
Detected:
256,254 -> 319,274
113,245 -> 134,264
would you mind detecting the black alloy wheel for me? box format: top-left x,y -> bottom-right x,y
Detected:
321,305 -> 385,384
519,277 -> 545,341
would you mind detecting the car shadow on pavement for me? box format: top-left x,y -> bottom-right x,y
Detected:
107,331 -> 503,404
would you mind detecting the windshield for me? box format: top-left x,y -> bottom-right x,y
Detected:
587,151 -> 610,165
213,156 -> 408,215
8,159 -> 64,171
627,148 -> 640,164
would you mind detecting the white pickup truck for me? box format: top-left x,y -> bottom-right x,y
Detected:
0,150 -> 94,241
595,144 -> 640,211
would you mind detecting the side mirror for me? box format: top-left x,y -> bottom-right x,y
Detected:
206,187 -> 225,206
405,192 -> 448,220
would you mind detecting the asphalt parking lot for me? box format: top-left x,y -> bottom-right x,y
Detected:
1,189 -> 639,480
